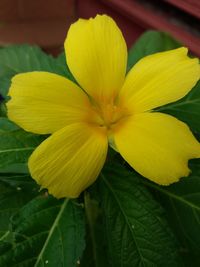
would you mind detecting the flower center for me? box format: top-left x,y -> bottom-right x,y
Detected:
88,98 -> 130,132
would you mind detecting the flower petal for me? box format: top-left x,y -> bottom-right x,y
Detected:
29,123 -> 108,198
119,48 -> 200,113
114,112 -> 200,185
7,72 -> 91,134
65,14 -> 127,102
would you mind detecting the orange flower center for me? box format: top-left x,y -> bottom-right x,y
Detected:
86,97 -> 130,133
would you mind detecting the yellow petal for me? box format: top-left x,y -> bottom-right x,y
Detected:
119,48 -> 200,113
7,72 -> 91,134
29,123 -> 108,198
114,112 -> 200,185
65,14 -> 127,103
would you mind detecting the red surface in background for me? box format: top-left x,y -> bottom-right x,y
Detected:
165,0 -> 200,19
0,0 -> 200,56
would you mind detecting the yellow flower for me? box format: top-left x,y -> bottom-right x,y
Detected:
7,15 -> 200,198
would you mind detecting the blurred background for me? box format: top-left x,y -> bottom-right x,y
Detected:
0,0 -> 199,56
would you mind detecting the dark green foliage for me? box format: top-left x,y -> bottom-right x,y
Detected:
0,118 -> 45,171
143,160 -> 200,266
0,197 -> 85,267
98,164 -> 183,267
127,31 -> 180,71
158,81 -> 200,133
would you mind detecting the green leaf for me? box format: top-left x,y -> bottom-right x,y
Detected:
0,181 -> 36,240
0,118 -> 19,132
0,45 -> 72,98
80,192 -> 110,267
127,31 -> 180,71
143,160 -> 200,264
0,118 -> 45,171
97,163 -> 182,267
158,81 -> 200,133
0,196 -> 85,267
0,98 -> 6,117
0,173 -> 37,191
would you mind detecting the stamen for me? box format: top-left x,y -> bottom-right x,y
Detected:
88,98 -> 130,131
